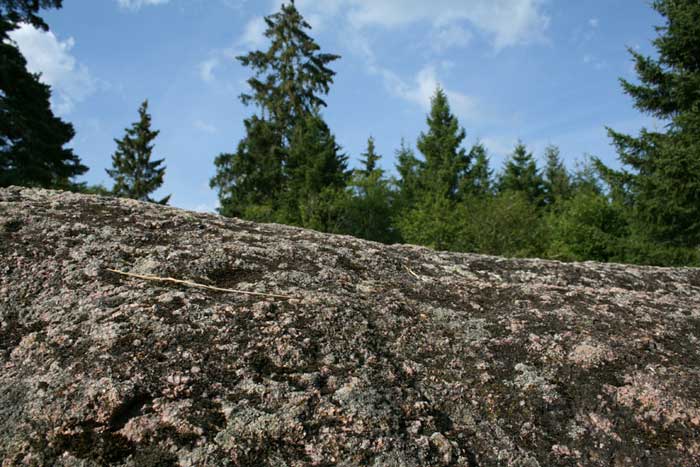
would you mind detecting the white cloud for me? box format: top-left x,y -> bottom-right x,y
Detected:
199,57 -> 220,82
286,0 -> 549,50
240,16 -> 267,48
194,119 -> 217,133
432,24 -> 473,51
117,0 -> 171,11
9,24 -> 96,115
589,18 -> 599,28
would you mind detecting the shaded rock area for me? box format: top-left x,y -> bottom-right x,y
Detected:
1,186 -> 700,466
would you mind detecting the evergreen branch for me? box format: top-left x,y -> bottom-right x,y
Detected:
106,268 -> 295,300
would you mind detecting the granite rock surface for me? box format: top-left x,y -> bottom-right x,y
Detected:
1,187 -> 699,466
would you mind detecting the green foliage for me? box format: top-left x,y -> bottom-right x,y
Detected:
393,139 -> 422,214
397,194 -> 461,251
0,0 -> 62,30
458,191 -> 545,257
211,1 -> 343,228
415,87 -> 469,200
282,113 -> 348,225
0,16 -> 86,189
211,116 -> 283,219
237,0 -> 340,142
543,145 -> 572,205
106,100 -> 170,204
342,138 -> 398,243
360,136 -> 380,174
497,142 -> 545,206
545,191 -> 628,262
461,142 -> 493,197
603,0 -> 700,248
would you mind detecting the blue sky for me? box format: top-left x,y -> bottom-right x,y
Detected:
10,0 -> 662,211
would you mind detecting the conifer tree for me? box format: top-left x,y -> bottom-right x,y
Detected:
601,0 -> 700,247
0,14 -> 86,189
416,87 -> 470,200
543,145 -> 572,205
0,0 -> 62,30
106,100 -> 170,204
344,137 -> 396,243
462,142 -> 493,197
497,142 -> 545,205
283,113 -> 348,227
211,1 -> 342,222
360,136 -> 380,175
394,139 -> 422,212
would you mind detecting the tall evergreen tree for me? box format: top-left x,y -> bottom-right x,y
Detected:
237,0 -> 339,141
210,116 -> 283,219
601,0 -> 700,247
415,87 -> 470,200
497,141 -> 545,205
0,14 -> 86,188
211,1 -> 342,221
283,113 -> 348,227
0,0 -> 62,30
394,139 -> 422,212
344,137 -> 396,243
462,142 -> 493,197
360,136 -> 380,175
106,100 -> 170,204
543,145 -> 572,205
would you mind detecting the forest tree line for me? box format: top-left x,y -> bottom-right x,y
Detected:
1,0 -> 699,267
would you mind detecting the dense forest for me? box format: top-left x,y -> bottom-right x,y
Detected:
2,0 -> 699,266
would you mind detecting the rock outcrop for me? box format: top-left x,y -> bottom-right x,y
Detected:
1,187 -> 699,466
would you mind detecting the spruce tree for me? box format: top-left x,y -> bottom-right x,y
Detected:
0,14 -> 86,189
462,142 -> 493,197
211,1 -> 342,222
394,139 -> 422,212
344,137 -> 396,243
543,145 -> 572,205
360,136 -> 380,175
602,0 -> 700,247
0,0 -> 62,30
211,116 -> 283,219
106,100 -> 170,204
416,87 -> 470,200
237,0 -> 339,142
497,142 -> 545,205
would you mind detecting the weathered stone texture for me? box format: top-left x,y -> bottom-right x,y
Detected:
1,187 -> 699,466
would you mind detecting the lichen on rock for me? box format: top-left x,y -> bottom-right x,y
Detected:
1,187 -> 699,466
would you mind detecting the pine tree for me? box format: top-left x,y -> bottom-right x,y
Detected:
106,100 -> 170,204
211,116 -> 283,219
237,0 -> 339,142
497,141 -> 545,205
601,0 -> 700,247
344,137 -> 396,243
416,87 -> 470,200
284,113 -> 348,227
543,145 -> 572,205
360,136 -> 380,175
0,15 -> 86,189
462,142 -> 493,197
394,139 -> 422,212
211,1 -> 342,222
0,0 -> 62,30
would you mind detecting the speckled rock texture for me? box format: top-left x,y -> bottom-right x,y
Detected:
1,187 -> 699,467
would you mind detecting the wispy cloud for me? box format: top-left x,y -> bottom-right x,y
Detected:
198,57 -> 220,83
288,0 -> 550,50
9,23 -> 97,115
194,119 -> 217,133
117,0 -> 171,11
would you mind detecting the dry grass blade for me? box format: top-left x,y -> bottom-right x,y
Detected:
404,264 -> 421,280
106,268 -> 295,300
